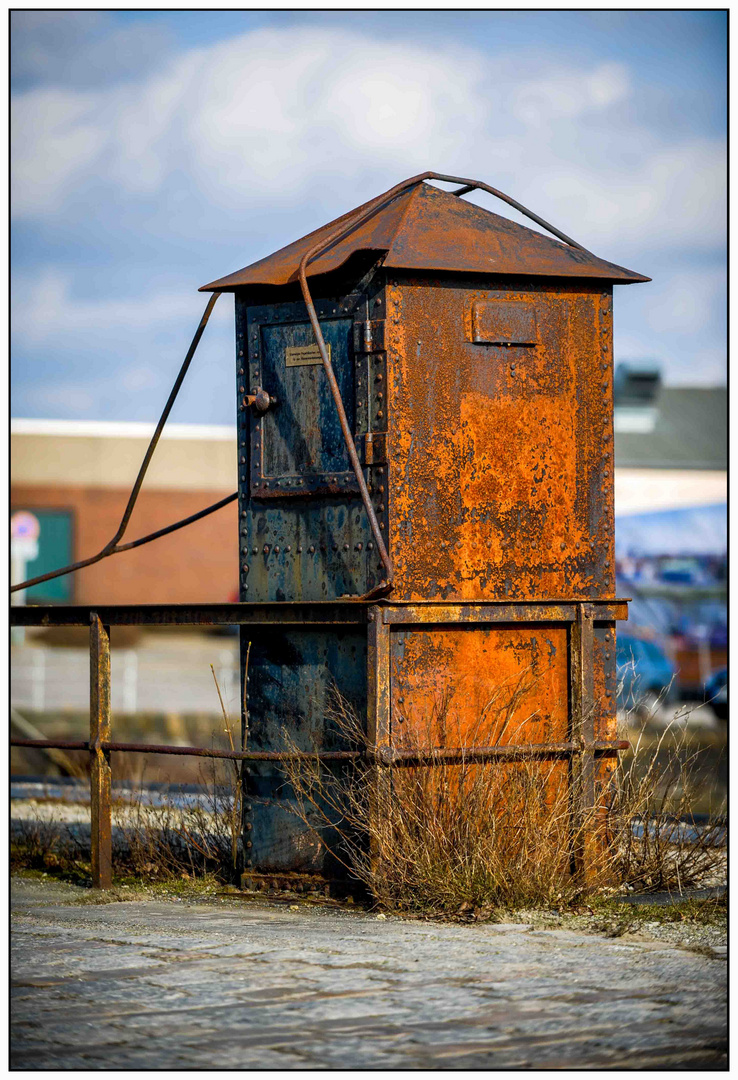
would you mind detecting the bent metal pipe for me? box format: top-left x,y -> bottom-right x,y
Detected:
11,737 -> 629,764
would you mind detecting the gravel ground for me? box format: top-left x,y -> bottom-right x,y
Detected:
11,875 -> 726,1070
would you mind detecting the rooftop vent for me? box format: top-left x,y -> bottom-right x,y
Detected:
614,362 -> 662,434
614,361 -> 662,406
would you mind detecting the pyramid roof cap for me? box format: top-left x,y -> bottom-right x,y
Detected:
200,181 -> 649,291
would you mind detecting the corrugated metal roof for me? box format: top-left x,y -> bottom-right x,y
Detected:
200,181 -> 649,291
614,387 -> 727,470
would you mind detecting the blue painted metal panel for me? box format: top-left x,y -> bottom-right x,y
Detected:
235,289 -> 381,877
236,292 -> 383,603
241,626 -> 367,875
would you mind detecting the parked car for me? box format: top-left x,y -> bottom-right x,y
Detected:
657,557 -> 709,587
703,667 -> 728,721
616,633 -> 677,720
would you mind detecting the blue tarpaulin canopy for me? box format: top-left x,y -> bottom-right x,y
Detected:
615,503 -> 727,558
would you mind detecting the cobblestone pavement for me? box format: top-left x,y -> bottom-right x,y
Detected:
11,878 -> 727,1070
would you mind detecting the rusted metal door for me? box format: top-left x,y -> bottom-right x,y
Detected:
248,306 -> 358,499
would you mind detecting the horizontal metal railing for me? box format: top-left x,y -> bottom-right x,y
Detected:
11,601 -> 628,889
11,736 -> 629,764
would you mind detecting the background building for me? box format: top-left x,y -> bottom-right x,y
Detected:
614,363 -> 726,518
11,419 -> 238,605
612,366 -> 727,694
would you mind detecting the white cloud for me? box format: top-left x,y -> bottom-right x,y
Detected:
460,134 -> 726,260
23,380 -> 97,415
11,269 -> 236,423
11,267 -> 231,348
10,22 -> 726,406
10,26 -> 725,262
180,29 -> 486,206
11,29 -> 486,215
512,62 -> 629,126
12,89 -> 105,214
120,365 -> 161,393
645,267 -> 726,336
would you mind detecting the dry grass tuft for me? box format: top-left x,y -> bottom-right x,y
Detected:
11,668 -> 725,907
11,812 -> 69,873
113,665 -> 246,884
117,760 -> 242,884
11,667 -> 246,887
602,703 -> 726,895
281,684 -> 726,916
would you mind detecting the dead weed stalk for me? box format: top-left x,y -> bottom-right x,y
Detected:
602,703 -> 726,895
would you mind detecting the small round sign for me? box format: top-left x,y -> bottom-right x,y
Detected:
11,511 -> 40,542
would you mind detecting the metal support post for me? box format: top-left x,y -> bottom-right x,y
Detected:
570,602 -> 595,881
90,613 -> 112,889
366,607 -> 391,871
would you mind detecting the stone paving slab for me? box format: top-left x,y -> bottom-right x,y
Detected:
11,879 -> 727,1070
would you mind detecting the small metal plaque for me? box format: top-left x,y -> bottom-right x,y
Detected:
285,343 -> 330,368
471,301 -> 537,345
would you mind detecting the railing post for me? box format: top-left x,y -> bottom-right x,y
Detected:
570,602 -> 596,883
90,613 -> 112,889
366,606 -> 391,874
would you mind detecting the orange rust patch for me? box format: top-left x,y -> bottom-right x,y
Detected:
387,280 -> 614,602
390,625 -> 569,748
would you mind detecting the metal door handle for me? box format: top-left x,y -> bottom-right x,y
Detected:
244,388 -> 277,413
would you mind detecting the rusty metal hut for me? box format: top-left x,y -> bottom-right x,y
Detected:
200,173 -> 649,883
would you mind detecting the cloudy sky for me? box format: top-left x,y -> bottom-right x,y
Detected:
11,10 -> 726,425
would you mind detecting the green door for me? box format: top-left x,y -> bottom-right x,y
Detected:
13,508 -> 74,603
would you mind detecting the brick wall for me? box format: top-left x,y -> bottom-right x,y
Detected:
11,484 -> 239,605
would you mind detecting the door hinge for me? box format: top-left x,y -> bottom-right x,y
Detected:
354,319 -> 385,354
363,431 -> 388,465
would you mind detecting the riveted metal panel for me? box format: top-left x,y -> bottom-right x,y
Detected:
236,289 -> 388,602
242,626 -> 367,874
235,283 -> 384,877
385,277 -> 615,602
